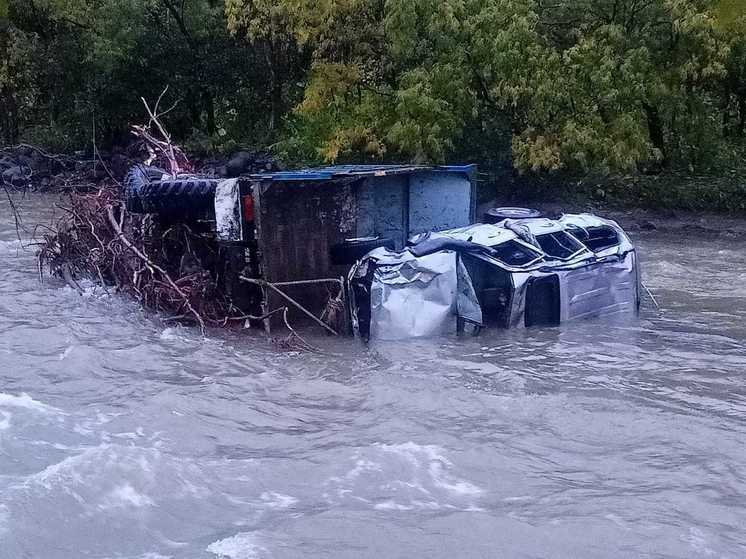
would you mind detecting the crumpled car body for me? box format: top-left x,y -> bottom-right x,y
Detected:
349,214 -> 640,340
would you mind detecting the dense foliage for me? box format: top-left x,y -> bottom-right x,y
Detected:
2,0 -> 746,175
0,0 -> 302,152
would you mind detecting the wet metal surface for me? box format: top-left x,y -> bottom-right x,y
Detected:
1,196 -> 746,558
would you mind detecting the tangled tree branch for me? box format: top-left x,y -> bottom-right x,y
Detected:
131,87 -> 190,175
35,95 -> 323,351
105,204 -> 206,333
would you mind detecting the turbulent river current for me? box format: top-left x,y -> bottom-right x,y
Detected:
1,196 -> 745,558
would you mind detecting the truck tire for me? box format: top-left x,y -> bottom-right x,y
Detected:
484,207 -> 543,223
330,237 -> 395,265
139,177 -> 221,217
124,165 -> 167,213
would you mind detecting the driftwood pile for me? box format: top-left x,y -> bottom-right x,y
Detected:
36,183 -> 323,350
37,184 -> 238,331
33,92 -> 318,350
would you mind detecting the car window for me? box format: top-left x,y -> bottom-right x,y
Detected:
491,240 -> 542,266
573,226 -> 620,252
536,231 -> 585,259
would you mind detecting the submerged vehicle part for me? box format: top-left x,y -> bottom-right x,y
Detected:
124,163 -> 477,333
349,247 -> 482,340
122,160 -> 638,340
330,237 -> 396,266
350,214 -> 640,340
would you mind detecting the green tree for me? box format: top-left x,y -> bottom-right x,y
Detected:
226,0 -> 741,174
3,0 -> 275,151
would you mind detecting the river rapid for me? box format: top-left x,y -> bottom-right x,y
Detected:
1,195 -> 745,559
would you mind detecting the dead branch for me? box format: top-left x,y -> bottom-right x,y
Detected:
105,204 -> 206,333
31,103 -> 315,351
239,276 -> 340,336
2,180 -> 26,242
61,263 -> 84,294
131,87 -> 190,175
280,307 -> 320,353
221,305 -> 287,326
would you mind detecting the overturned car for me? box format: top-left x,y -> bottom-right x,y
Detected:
349,213 -> 640,340
123,162 -> 639,340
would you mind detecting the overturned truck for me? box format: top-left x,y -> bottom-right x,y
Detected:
125,164 -> 640,340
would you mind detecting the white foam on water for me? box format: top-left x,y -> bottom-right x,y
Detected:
0,392 -> 58,414
0,239 -> 22,254
59,345 -> 74,360
259,491 -> 297,509
682,527 -> 716,557
428,461 -> 482,497
326,442 -> 483,513
0,410 -> 11,431
0,504 -> 9,536
411,499 -> 445,510
206,532 -> 269,559
98,483 -> 155,510
72,423 -> 93,436
377,441 -> 483,497
377,441 -> 446,464
160,327 -> 190,341
373,500 -> 414,511
18,444 -> 157,493
325,457 -> 382,488
348,458 -> 382,479
21,446 -> 102,490
56,277 -> 105,297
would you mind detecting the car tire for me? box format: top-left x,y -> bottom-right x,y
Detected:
139,177 -> 221,217
484,207 -> 543,223
329,237 -> 395,265
124,165 -> 168,213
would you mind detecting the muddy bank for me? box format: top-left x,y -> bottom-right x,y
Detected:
547,204 -> 746,239
477,198 -> 746,240
489,169 -> 746,229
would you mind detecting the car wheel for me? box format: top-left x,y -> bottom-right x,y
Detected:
124,165 -> 167,213
139,177 -> 222,217
484,207 -> 543,223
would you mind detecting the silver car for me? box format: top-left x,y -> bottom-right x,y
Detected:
349,213 -> 640,340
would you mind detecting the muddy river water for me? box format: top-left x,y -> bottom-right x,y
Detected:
1,196 -> 745,558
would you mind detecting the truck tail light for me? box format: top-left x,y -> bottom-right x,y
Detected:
241,195 -> 254,222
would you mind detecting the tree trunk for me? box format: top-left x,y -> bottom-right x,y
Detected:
202,88 -> 215,136
266,41 -> 283,131
185,89 -> 200,131
1,90 -> 19,144
723,100 -> 730,138
643,103 -> 667,166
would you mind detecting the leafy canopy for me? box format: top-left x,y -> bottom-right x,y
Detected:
228,0 -> 745,174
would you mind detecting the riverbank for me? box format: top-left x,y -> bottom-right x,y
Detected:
513,170 -> 746,210
5,142 -> 746,240
477,196 -> 746,243
479,168 -> 746,239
